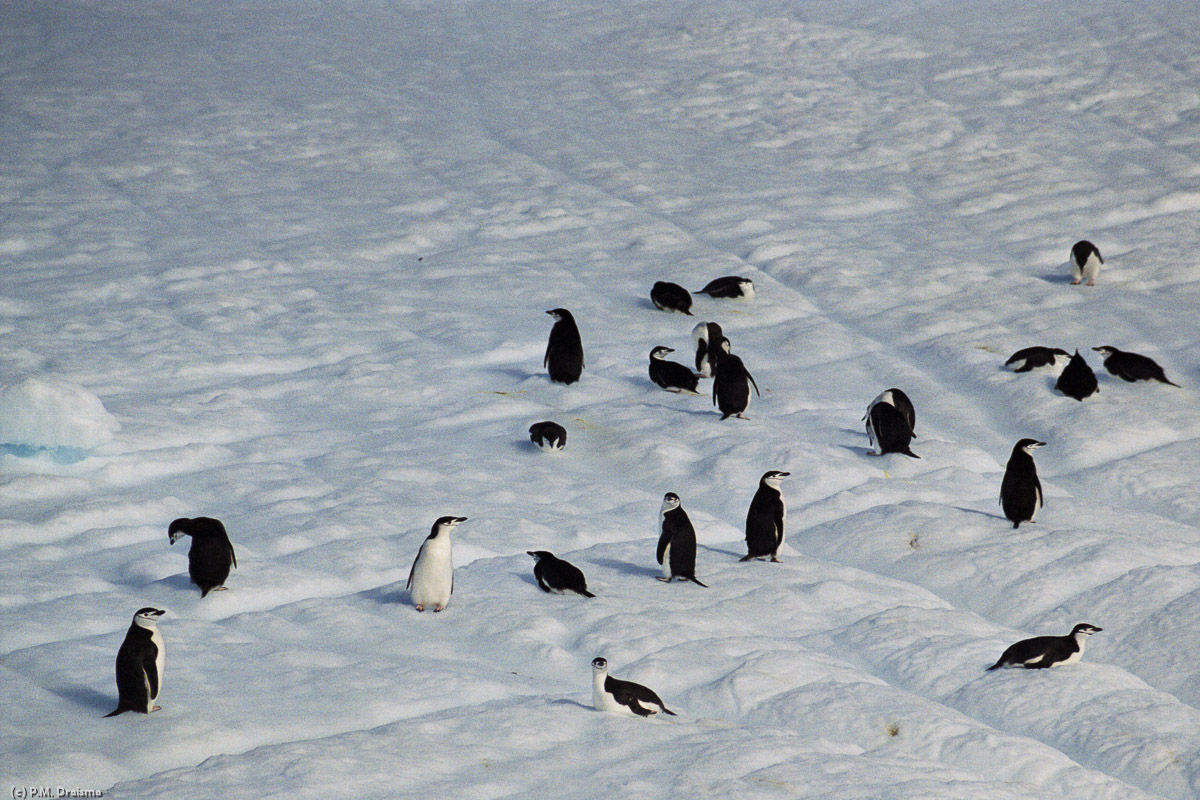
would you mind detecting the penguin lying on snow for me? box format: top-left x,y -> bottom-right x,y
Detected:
1093,346 -> 1180,387
696,276 -> 754,299
168,517 -> 237,597
656,493 -> 707,587
692,321 -> 728,378
529,421 -> 567,451
863,389 -> 918,458
528,551 -> 594,597
648,346 -> 700,394
591,657 -> 676,717
1005,346 -> 1069,372
1069,240 -> 1103,286
742,470 -> 789,562
713,344 -> 759,420
407,516 -> 466,612
544,308 -> 584,384
650,281 -> 693,315
105,608 -> 166,717
1000,439 -> 1044,528
987,623 -> 1102,670
1055,350 -> 1098,401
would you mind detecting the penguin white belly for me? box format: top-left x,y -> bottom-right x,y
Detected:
661,541 -> 672,579
150,626 -> 165,705
1058,639 -> 1085,666
1080,255 -> 1101,284
739,283 -> 755,300
411,539 -> 453,608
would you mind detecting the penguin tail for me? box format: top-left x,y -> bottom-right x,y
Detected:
738,554 -> 754,562
902,448 -> 920,459
1162,378 -> 1181,388
985,662 -> 1003,672
687,576 -> 709,588
104,707 -> 128,717
580,589 -> 596,598
199,586 -> 213,598
661,707 -> 678,716
1012,521 -> 1021,529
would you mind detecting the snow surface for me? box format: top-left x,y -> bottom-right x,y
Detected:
2,0 -> 1199,798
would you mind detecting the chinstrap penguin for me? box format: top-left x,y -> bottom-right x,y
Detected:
591,657 -> 676,717
987,623 -> 1102,670
408,516 -> 466,612
544,308 -> 584,384
1055,350 -> 1099,401
1005,346 -> 1070,373
1093,346 -> 1180,387
529,421 -> 567,451
696,276 -> 755,300
692,321 -> 729,378
168,517 -> 237,597
656,493 -> 707,587
863,389 -> 918,458
105,607 -> 166,717
742,470 -> 789,562
1069,240 -> 1103,286
527,551 -> 594,597
650,281 -> 693,315
713,345 -> 759,420
1000,439 -> 1044,528
648,346 -> 700,394
863,388 -> 916,436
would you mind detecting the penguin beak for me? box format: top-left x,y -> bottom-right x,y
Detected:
664,347 -> 674,353
169,533 -> 180,545
455,516 -> 468,524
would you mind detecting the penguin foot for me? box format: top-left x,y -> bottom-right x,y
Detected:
736,414 -> 749,420
415,604 -> 425,612
1071,279 -> 1081,285
770,556 -> 781,563
655,576 -> 671,582
213,586 -> 228,591
151,705 -> 162,712
434,604 -> 445,612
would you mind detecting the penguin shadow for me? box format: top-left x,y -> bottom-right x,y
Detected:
52,685 -> 113,714
591,556 -> 661,580
837,443 -> 877,457
552,698 -> 594,710
515,570 -> 540,590
361,583 -> 410,606
952,506 -> 1007,523
1038,265 -> 1075,284
647,402 -> 710,418
486,365 -> 541,382
635,296 -> 660,313
112,572 -> 194,593
706,545 -> 746,560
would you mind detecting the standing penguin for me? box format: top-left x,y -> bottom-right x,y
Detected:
407,516 -> 466,612
866,402 -> 920,458
741,470 -> 789,562
1055,350 -> 1099,401
1000,439 -> 1045,528
591,657 -> 676,717
656,493 -> 707,587
1093,346 -> 1180,387
105,608 -> 166,717
1005,346 -> 1070,373
713,346 -> 759,420
650,281 -> 693,315
863,388 -> 916,436
527,551 -> 595,597
696,276 -> 755,299
692,321 -> 728,378
168,517 -> 237,597
529,421 -> 567,451
1069,240 -> 1104,286
648,347 -> 700,394
987,623 -> 1102,670
544,308 -> 584,384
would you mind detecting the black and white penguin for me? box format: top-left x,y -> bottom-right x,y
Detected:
696,276 -> 755,299
1093,346 -> 1180,387
651,281 -> 693,315
591,657 -> 676,717
866,401 -> 919,458
1069,240 -> 1103,286
986,623 -> 1102,670
656,493 -> 707,587
648,347 -> 700,394
713,347 -> 759,420
1055,350 -> 1099,401
105,607 -> 166,717
1000,439 -> 1045,529
692,321 -> 729,378
741,470 -> 789,562
168,517 -> 237,597
527,551 -> 594,597
1005,346 -> 1070,373
407,516 -> 466,612
863,388 -> 916,436
544,308 -> 584,384
529,421 -> 567,451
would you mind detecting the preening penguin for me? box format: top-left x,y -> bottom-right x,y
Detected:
656,493 -> 707,587
591,657 -> 676,717
987,623 -> 1102,670
407,516 -> 466,612
168,517 -> 237,597
650,281 -> 693,315
544,308 -> 584,384
529,421 -> 567,451
696,276 -> 755,299
648,347 -> 700,394
741,470 -> 789,562
1005,346 -> 1070,373
1069,240 -> 1103,286
1000,439 -> 1045,529
713,347 -> 759,420
692,321 -> 728,378
1054,350 -> 1099,401
1093,346 -> 1180,387
527,551 -> 595,597
863,389 -> 918,458
105,608 -> 166,717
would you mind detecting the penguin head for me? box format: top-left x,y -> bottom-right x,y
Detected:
1071,623 -> 1102,637
134,608 -> 166,626
526,550 -> 552,562
761,470 -> 790,488
430,516 -> 467,537
591,657 -> 608,672
718,338 -> 732,355
1015,439 -> 1046,455
546,308 -> 573,322
1091,346 -> 1117,359
650,346 -> 674,361
167,518 -> 191,545
660,492 -> 681,512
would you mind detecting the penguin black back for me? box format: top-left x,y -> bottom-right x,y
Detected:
696,276 -> 754,299
544,308 -> 584,384
168,517 -> 237,597
1055,350 -> 1098,401
741,471 -> 789,561
1093,346 -> 1180,387
105,607 -> 165,717
656,493 -> 707,587
650,281 -> 693,315
527,551 -> 594,597
649,347 -> 700,393
1000,439 -> 1044,528
1006,346 -> 1069,373
713,351 -> 759,420
867,402 -> 919,458
529,421 -> 567,451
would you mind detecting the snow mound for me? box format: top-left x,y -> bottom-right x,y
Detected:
0,377 -> 120,450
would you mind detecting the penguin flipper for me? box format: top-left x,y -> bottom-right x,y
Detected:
747,371 -> 760,397
406,552 -> 420,590
144,644 -> 159,700
656,531 -> 670,565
